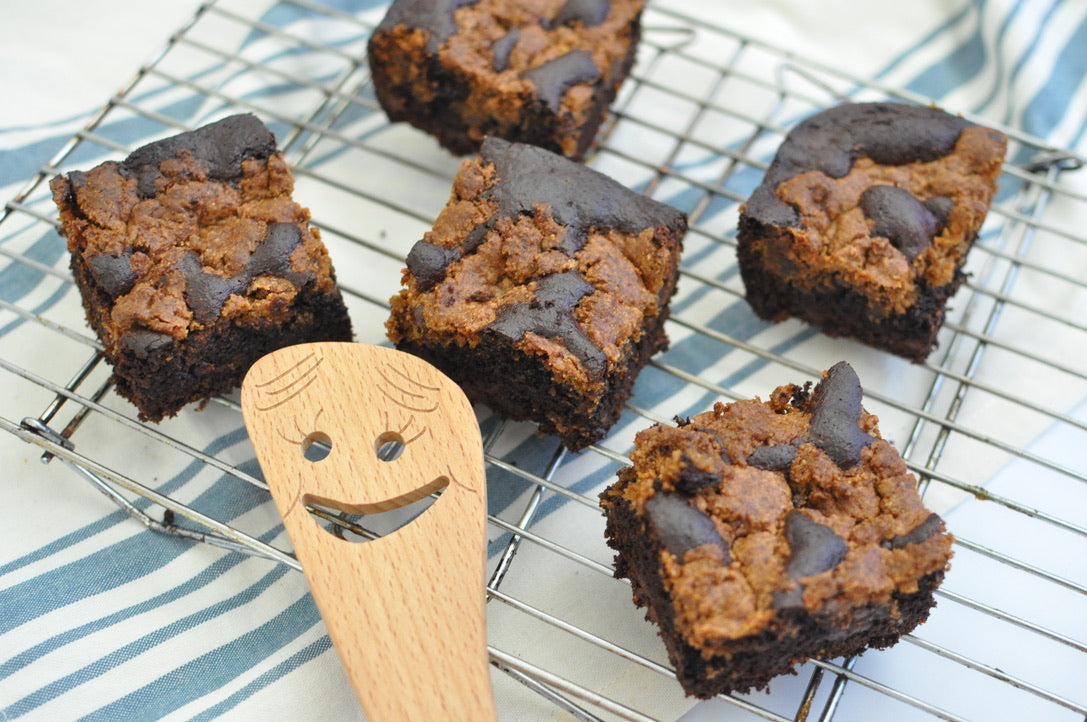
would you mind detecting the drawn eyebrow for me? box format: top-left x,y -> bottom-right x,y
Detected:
253,352 -> 323,411
277,409 -> 325,446
375,363 -> 440,413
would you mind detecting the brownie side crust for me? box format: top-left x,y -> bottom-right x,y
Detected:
387,137 -> 687,450
737,102 -> 1007,361
51,114 -> 353,421
600,362 -> 954,696
368,0 -> 645,159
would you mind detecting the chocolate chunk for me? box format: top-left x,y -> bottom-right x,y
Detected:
248,222 -> 311,286
556,226 -> 587,256
674,453 -> 723,494
486,303 -> 606,376
553,0 -> 609,27
770,586 -> 805,610
645,494 -> 730,561
181,222 -> 310,323
87,250 -> 137,297
784,511 -> 848,579
479,137 -> 686,236
923,196 -> 954,229
859,185 -> 938,261
377,0 -> 480,52
745,102 -> 971,228
808,361 -> 876,468
121,329 -> 174,359
120,114 -> 277,199
534,271 -> 595,311
407,240 -> 463,292
179,252 -> 242,325
491,27 -> 520,72
746,443 -> 797,472
523,50 -> 601,112
882,513 -> 944,550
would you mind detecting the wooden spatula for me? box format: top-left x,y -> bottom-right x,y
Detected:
240,342 -> 496,721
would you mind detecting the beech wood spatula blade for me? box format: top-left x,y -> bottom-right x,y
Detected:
240,342 -> 495,721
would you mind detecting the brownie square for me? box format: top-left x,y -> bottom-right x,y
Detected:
50,114 -> 353,421
367,0 -> 645,160
600,362 -> 954,697
737,102 -> 1007,362
386,136 -> 687,450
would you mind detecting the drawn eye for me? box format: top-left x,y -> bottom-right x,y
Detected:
374,430 -> 406,462
302,430 -> 332,462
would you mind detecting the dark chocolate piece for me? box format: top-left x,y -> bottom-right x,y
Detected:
745,102 -> 971,228
746,443 -> 797,472
883,513 -> 944,550
377,0 -> 479,52
406,241 -> 462,293
180,222 -> 310,324
859,185 -> 938,261
121,329 -> 174,358
808,361 -> 876,468
784,511 -> 849,579
674,453 -> 724,494
87,251 -> 137,298
553,0 -> 610,28
644,494 -> 730,561
523,50 -> 602,113
486,303 -> 606,376
119,114 -> 276,199
923,196 -> 954,227
534,271 -> 596,311
491,27 -> 520,72
248,223 -> 311,286
480,137 -> 685,235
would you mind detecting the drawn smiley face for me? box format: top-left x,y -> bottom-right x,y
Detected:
242,343 -> 481,532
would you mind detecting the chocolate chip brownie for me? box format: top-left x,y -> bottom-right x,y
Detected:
367,0 -> 645,160
50,114 -> 353,421
386,136 -> 687,450
737,102 -> 1007,362
600,362 -> 954,697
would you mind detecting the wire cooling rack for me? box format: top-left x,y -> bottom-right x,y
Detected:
2,1 -> 1085,720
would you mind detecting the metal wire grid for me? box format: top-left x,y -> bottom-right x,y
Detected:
2,1 -> 1085,720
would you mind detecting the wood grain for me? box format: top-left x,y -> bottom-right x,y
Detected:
241,342 -> 495,721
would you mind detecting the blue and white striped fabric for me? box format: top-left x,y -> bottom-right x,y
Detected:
2,1 -> 1085,720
